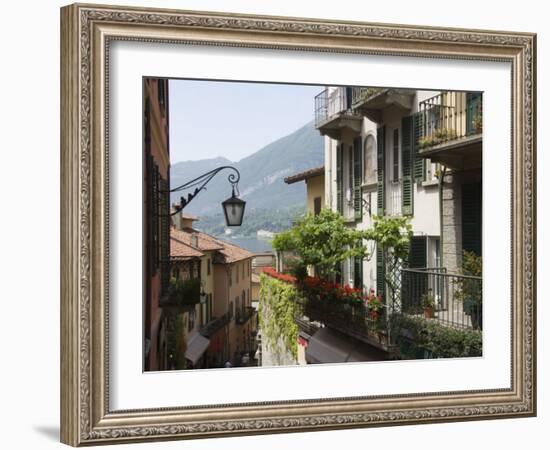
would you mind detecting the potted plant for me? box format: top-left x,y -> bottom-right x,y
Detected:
472,114 -> 483,134
421,289 -> 435,319
365,289 -> 383,321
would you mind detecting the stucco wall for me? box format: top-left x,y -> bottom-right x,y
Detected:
305,174 -> 325,213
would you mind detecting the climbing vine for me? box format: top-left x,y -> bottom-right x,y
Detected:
166,313 -> 187,370
259,273 -> 299,360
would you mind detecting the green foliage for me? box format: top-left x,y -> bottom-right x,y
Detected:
462,250 -> 482,276
421,289 -> 435,309
272,209 -> 369,279
259,274 -> 299,359
417,128 -> 458,149
393,314 -> 482,359
472,114 -> 483,133
453,251 -> 482,306
453,251 -> 483,329
166,314 -> 187,370
363,215 -> 413,261
167,277 -> 201,305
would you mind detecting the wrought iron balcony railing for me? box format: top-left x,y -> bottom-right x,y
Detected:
350,87 -> 384,107
200,311 -> 231,338
400,267 -> 482,330
314,87 -> 352,127
295,296 -> 389,348
236,306 -> 256,325
416,92 -> 482,151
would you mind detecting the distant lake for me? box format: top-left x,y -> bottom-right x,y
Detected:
216,235 -> 274,254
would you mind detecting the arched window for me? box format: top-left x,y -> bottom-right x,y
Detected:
364,134 -> 377,185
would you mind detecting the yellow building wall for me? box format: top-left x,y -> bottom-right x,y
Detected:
305,174 -> 325,214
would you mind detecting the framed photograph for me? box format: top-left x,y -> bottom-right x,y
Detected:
60,3 -> 536,446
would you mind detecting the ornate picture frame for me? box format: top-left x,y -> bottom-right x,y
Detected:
60,3 -> 536,446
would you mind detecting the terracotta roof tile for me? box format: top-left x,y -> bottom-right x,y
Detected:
170,235 -> 204,258
171,227 -> 223,251
214,238 -> 254,264
171,227 -> 253,264
284,165 -> 324,184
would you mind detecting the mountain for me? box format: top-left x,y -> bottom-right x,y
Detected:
169,121 -> 324,216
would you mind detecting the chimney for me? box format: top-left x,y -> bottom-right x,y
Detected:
191,233 -> 199,248
171,203 -> 199,230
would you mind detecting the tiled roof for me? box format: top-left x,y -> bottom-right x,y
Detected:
171,227 -> 223,251
171,227 -> 253,264
170,235 -> 204,259
214,238 -> 254,264
284,165 -> 325,184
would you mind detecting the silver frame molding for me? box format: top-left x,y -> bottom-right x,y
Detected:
60,3 -> 536,446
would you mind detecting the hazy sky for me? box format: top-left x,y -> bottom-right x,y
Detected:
168,80 -> 321,164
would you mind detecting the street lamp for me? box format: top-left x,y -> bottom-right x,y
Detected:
169,165 -> 246,227
221,187 -> 246,227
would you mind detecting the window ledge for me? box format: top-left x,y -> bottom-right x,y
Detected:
361,182 -> 377,191
421,179 -> 439,187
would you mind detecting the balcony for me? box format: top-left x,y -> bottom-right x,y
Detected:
314,87 -> 362,140
200,311 -> 231,338
295,297 -> 391,351
351,87 -> 415,123
401,268 -> 482,330
236,306 -> 256,325
416,92 -> 482,170
160,277 -> 201,314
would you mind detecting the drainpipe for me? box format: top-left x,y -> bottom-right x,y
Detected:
438,166 -> 447,269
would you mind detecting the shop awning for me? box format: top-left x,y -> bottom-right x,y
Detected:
184,333 -> 210,365
306,327 -> 386,364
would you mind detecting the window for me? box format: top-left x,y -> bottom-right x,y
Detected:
393,128 -> 400,181
229,267 -> 232,287
242,263 -> 245,279
207,258 -> 211,276
236,264 -> 239,283
364,134 -> 377,185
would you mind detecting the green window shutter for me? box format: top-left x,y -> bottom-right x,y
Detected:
376,126 -> 386,215
354,255 -> 363,290
159,177 -> 170,296
376,244 -> 385,297
146,154 -> 154,275
462,182 -> 482,256
336,143 -> 343,214
353,136 -> 363,220
354,240 -> 363,290
408,236 -> 427,268
148,158 -> 159,274
466,93 -> 482,136
413,113 -> 426,182
401,115 -> 414,216
404,236 -> 428,310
